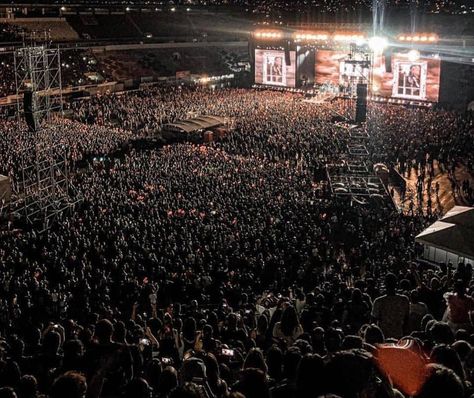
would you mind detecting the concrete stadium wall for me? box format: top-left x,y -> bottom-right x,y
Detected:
90,40 -> 247,53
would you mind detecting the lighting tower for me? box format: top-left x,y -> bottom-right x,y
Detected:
372,0 -> 386,36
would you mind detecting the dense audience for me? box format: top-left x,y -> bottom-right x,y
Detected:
368,104 -> 474,174
0,118 -> 131,182
71,86 -> 474,205
0,56 -> 16,100
0,85 -> 473,398
0,23 -> 22,43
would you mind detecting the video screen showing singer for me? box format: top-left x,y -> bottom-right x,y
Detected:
396,63 -> 423,98
265,55 -> 283,84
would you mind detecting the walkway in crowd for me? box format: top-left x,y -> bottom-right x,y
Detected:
397,161 -> 474,215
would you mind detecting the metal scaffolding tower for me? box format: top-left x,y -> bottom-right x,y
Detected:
12,37 -> 81,232
14,42 -> 63,126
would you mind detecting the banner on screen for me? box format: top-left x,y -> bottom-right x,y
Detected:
255,49 -> 296,88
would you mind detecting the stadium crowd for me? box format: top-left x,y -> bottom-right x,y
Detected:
71,86 -> 474,205
0,118 -> 131,184
0,85 -> 473,398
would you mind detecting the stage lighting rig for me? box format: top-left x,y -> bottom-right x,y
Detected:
407,49 -> 420,62
368,36 -> 388,53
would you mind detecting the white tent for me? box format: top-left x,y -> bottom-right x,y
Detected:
416,206 -> 474,263
440,206 -> 474,228
163,115 -> 225,134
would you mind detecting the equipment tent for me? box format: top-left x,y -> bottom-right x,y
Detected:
415,206 -> 474,263
163,115 -> 225,134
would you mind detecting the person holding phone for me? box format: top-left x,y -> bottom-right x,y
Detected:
158,313 -> 181,364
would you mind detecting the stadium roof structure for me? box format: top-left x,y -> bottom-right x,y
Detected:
163,115 -> 225,134
416,206 -> 474,260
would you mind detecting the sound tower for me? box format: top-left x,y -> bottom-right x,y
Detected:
355,83 -> 368,124
23,90 -> 38,132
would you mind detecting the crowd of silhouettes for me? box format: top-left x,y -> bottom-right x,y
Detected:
0,86 -> 473,397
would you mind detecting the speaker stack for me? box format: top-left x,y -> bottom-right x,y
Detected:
285,40 -> 291,66
355,83 -> 368,124
23,90 -> 39,132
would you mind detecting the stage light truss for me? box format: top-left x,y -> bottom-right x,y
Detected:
334,33 -> 366,43
257,30 -> 368,44
397,34 -> 438,43
254,31 -> 283,40
294,32 -> 329,42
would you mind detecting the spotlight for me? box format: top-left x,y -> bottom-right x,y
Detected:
407,49 -> 420,62
355,37 -> 366,46
368,36 -> 388,53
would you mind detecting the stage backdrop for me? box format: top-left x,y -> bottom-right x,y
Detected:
255,49 -> 296,88
315,50 -> 347,86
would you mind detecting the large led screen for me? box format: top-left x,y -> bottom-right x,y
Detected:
314,50 -> 369,91
315,50 -> 441,102
255,49 -> 296,88
315,50 -> 346,86
372,53 -> 440,101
